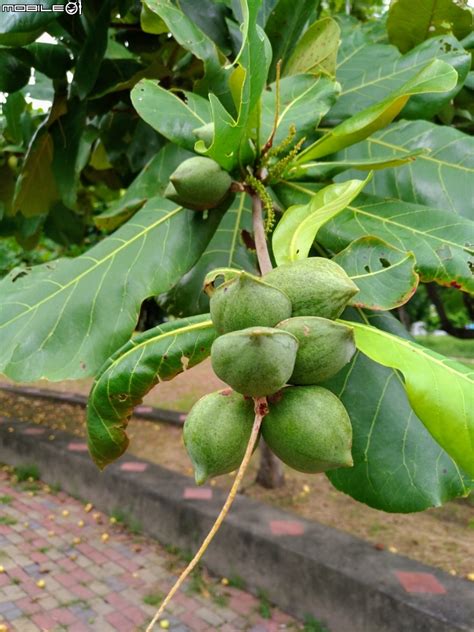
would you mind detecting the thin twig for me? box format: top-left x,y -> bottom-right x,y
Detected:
145,397 -> 268,632
251,194 -> 273,275
261,60 -> 282,157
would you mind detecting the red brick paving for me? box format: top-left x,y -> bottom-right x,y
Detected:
0,466 -> 304,631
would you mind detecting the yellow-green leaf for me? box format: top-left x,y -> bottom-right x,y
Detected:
342,320 -> 474,478
272,176 -> 370,265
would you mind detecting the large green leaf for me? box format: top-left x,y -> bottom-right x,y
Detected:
333,120 -> 474,218
325,310 -> 471,512
272,176 -> 370,265
0,0 -> 58,45
50,100 -> 87,209
95,145 -> 193,231
331,35 -> 470,123
131,81 -> 211,152
333,237 -> 419,311
144,0 -> 233,109
0,48 -> 32,93
274,183 -> 474,293
297,59 -> 458,162
87,315 -> 216,469
387,0 -> 473,54
284,17 -> 340,78
265,0 -> 320,81
26,43 -> 73,79
72,1 -> 112,100
261,75 -> 340,146
0,200 -> 224,381
342,319 -> 474,478
158,192 -> 257,316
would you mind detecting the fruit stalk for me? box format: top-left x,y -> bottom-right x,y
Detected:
252,193 -> 273,275
146,397 -> 268,632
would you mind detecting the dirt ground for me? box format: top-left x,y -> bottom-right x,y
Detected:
0,361 -> 473,581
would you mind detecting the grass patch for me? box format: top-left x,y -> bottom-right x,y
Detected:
0,516 -> 17,526
415,335 -> 474,361
143,592 -> 164,607
257,589 -> 272,619
0,495 -> 13,504
110,508 -> 142,535
227,574 -> 246,590
303,615 -> 331,632
14,464 -> 40,482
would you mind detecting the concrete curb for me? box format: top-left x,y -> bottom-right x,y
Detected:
0,383 -> 185,426
0,416 -> 473,632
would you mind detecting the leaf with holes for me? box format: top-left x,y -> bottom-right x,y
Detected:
0,199 -> 224,381
324,310 -> 472,512
87,315 -> 217,469
272,176 -> 371,265
333,237 -> 419,310
341,319 -> 474,478
274,183 -> 474,293
332,120 -> 474,218
387,0 -> 473,54
158,192 -> 257,316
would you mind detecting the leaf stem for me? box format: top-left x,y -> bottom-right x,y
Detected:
145,397 -> 268,632
251,193 -> 273,275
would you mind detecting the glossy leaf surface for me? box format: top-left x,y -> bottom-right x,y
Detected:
333,120 -> 474,218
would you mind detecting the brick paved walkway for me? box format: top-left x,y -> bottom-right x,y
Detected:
0,466 -> 304,632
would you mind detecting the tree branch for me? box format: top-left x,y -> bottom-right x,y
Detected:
426,283 -> 474,339
251,193 -> 273,275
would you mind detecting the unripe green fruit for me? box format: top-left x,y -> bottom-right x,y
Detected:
183,390 -> 255,485
7,155 -> 18,171
211,327 -> 298,397
264,257 -> 358,319
210,272 -> 292,334
262,386 -> 353,473
277,317 -> 355,384
193,122 -> 215,148
166,156 -> 232,211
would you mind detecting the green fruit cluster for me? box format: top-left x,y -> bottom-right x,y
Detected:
183,258 -> 358,484
164,156 -> 232,211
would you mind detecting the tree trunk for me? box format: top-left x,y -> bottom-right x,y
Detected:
426,283 -> 474,339
256,441 -> 285,488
